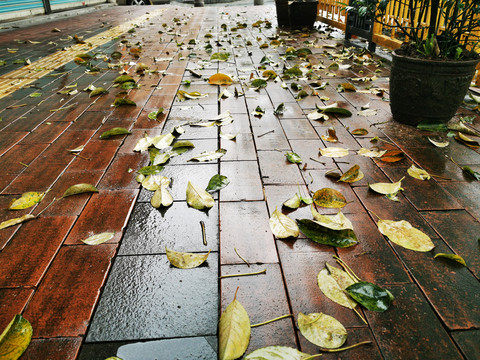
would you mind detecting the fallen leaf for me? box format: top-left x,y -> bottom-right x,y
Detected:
270,208 -> 299,239
311,206 -> 353,230
462,166 -> 480,181
283,193 -> 301,209
317,267 -> 357,309
177,90 -> 208,101
81,232 -> 115,245
455,132 -> 480,148
220,132 -> 237,140
100,128 -> 131,139
89,87 -> 108,97
428,137 -> 449,148
352,128 -> 369,136
434,253 -> 467,266
357,109 -> 377,117
407,165 -> 431,180
211,52 -> 230,61
251,79 -> 268,89
297,312 -> 347,349
357,148 -> 387,158
321,127 -> 339,143
9,192 -> 45,210
137,165 -> 164,176
206,174 -> 230,193
62,183 -> 98,198
186,181 -> 214,210
319,147 -> 349,157
244,346 -> 312,360
313,188 -> 347,208
369,178 -> 404,195
0,314 -> 33,359
209,73 -> 233,85
166,247 -> 210,268
219,293 -> 250,360
0,214 -> 36,230
297,219 -> 358,247
141,174 -> 170,191
114,75 -> 135,84
173,141 -> 195,149
148,108 -> 164,120
274,103 -> 285,116
346,281 -> 393,312
378,219 -> 435,252
151,186 -> 173,208
338,165 -> 364,183
379,150 -> 405,163
285,152 -> 302,163
149,149 -> 170,166
189,149 -> 227,162
152,133 -> 175,149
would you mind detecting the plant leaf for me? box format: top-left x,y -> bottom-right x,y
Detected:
297,219 -> 358,247
149,148 -> 171,166
251,79 -> 267,89
317,268 -> 357,309
297,312 -> 347,349
434,253 -> 467,266
100,127 -> 131,139
319,147 -> 349,157
338,165 -> 364,183
462,166 -> 480,181
285,152 -> 302,163
352,128 -> 368,136
89,87 -> 108,97
152,133 -> 175,149
209,73 -> 233,85
369,178 -> 404,195
311,206 -> 353,230
113,98 -> 136,107
345,282 -> 393,312
0,314 -> 33,360
148,108 -> 164,120
245,346 -> 311,360
211,52 -> 230,61
141,174 -> 170,191
316,103 -> 352,116
219,297 -> 250,360
313,188 -> 347,208
137,165 -> 164,176
186,181 -> 214,210
428,137 -> 449,148
81,232 -> 115,245
357,148 -> 387,158
407,165 -> 431,180
321,127 -> 339,143
62,183 -> 98,198
377,219 -> 435,252
173,140 -> 195,149
189,149 -> 226,162
270,208 -> 299,239
283,193 -> 301,209
166,247 -> 210,268
0,214 -> 36,230
379,150 -> 404,163
151,186 -> 173,208
206,174 -> 230,193
9,192 -> 45,210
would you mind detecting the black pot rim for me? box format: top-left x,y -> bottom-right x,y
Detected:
392,49 -> 480,67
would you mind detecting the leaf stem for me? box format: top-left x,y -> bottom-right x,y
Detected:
220,269 -> 267,279
257,129 -> 274,137
449,156 -> 462,169
309,157 -> 326,165
250,314 -> 292,328
72,153 -> 91,161
333,256 -> 362,282
430,174 -> 451,180
36,197 -> 57,217
319,341 -> 372,352
352,306 -> 368,325
19,162 -> 29,167
302,354 -> 323,360
234,247 -> 250,267
366,208 -> 381,221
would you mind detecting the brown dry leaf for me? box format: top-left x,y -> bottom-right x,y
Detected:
378,219 -> 435,252
313,188 -> 347,208
380,150 -> 405,163
338,165 -> 364,183
340,82 -> 356,92
209,73 -> 233,85
321,127 -> 339,143
352,128 -> 368,136
166,247 -> 211,269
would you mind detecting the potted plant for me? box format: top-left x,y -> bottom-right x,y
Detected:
346,0 -> 480,126
289,0 -> 319,29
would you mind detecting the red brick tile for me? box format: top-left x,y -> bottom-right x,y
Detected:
69,111 -> 109,131
257,150 -> 304,185
0,131 -> 28,156
0,195 -> 32,249
67,140 -> 121,172
23,244 -> 117,337
0,288 -> 34,330
0,143 -> 49,175
93,119 -> 134,140
221,264 -> 297,354
64,189 -> 137,245
220,201 -> 278,264
19,121 -> 70,145
132,109 -> 168,130
40,130 -> 97,162
98,152 -> 149,190
0,175 -> 16,193
0,216 -> 76,287
443,181 -> 480,220
32,170 -> 104,216
219,161 -> 264,201
289,139 -> 335,170
21,337 -> 82,360
110,90 -> 150,120
118,128 -> 164,154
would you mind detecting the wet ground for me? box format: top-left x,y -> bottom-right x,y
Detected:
0,4 -> 479,360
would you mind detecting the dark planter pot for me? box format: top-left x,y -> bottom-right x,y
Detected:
275,0 -> 290,27
390,50 -> 479,126
289,1 -> 317,29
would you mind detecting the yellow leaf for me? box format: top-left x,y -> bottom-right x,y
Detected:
166,247 -> 211,269
269,208 -> 299,238
142,175 -> 170,191
81,232 -> 115,245
62,183 -> 98,198
209,73 -> 233,85
311,206 -> 353,230
407,165 -> 431,180
151,187 -> 173,208
219,294 -> 251,360
297,312 -> 347,349
369,177 -> 404,195
313,188 -> 347,208
0,214 -> 36,230
9,192 -> 45,210
378,219 -> 435,252
186,182 -> 214,210
317,267 -> 357,309
357,148 -> 387,158
338,164 -> 364,183
434,253 -> 466,266
319,147 -> 349,157
0,314 -> 32,360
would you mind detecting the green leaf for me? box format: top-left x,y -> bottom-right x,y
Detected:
434,253 -> 467,266
297,219 -> 358,247
417,119 -> 447,132
463,166 -> 480,181
100,127 -> 131,139
0,214 -> 36,230
251,79 -> 267,89
29,92 -> 42,98
317,104 -> 352,116
245,346 -> 314,359
114,75 -> 135,84
186,181 -> 214,210
90,87 -> 108,97
206,174 -> 230,193
172,140 -> 195,149
137,165 -> 164,176
113,98 -> 136,107
211,52 -> 230,61
219,296 -> 250,360
273,103 -> 285,115
0,314 -> 33,360
152,133 -> 175,149
283,193 -> 301,209
149,148 -> 171,165
189,149 -> 227,162
297,312 -> 347,349
9,192 -> 45,210
283,66 -> 302,78
270,208 -> 299,239
285,152 -> 302,164
62,183 -> 98,198
81,232 -> 115,245
148,108 -> 164,120
345,281 -> 393,312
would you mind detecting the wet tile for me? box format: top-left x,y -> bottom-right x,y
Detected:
366,284 -> 463,360
98,152 -> 148,190
132,109 -> 168,130
263,184 -> 312,221
257,150 -> 304,185
280,118 -> 319,140
18,121 -> 70,144
64,190 -> 137,245
0,288 -> 34,330
0,131 -> 28,156
69,111 -> 109,131
219,113 -> 252,135
337,155 -> 390,187
119,128 -> 164,154
0,216 -> 76,287
289,139 -> 335,170
168,138 -> 220,165
251,114 -> 291,151
86,253 -> 218,342
119,201 -> 218,255
219,161 -> 263,201
221,264 -> 297,353
443,181 -> 480,220
220,201 -> 278,264
162,120 -> 218,140
23,244 -> 117,337
167,104 -> 218,122
220,133 -> 256,161
452,330 -> 480,360
22,337 -> 82,360
0,143 -> 49,175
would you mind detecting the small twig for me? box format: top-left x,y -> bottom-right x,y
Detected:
72,153 -> 90,161
370,121 -> 390,126
308,172 -> 314,184
335,161 -> 350,164
220,269 -> 267,279
301,354 -> 323,360
430,174 -> 451,180
36,197 -> 57,217
234,248 -> 250,267
198,103 -> 205,110
257,129 -> 274,138
200,221 -> 207,246
366,208 -> 381,221
19,162 -> 29,167
449,156 -> 462,169
319,341 -> 372,353
251,314 -> 293,328
309,157 -> 326,165
333,255 -> 362,282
